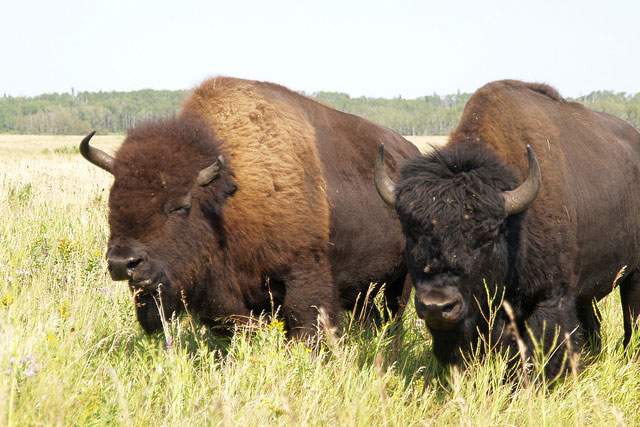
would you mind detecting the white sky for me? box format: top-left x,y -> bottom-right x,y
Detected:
2,0 -> 638,98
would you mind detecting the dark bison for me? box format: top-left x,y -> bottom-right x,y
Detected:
375,80 -> 640,377
81,77 -> 418,338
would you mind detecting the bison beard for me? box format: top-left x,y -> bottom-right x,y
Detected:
133,289 -> 168,333
377,80 -> 640,380
80,77 -> 417,339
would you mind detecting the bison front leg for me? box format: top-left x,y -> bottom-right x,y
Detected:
620,269 -> 640,348
282,252 -> 339,341
200,272 -> 253,335
202,297 -> 253,335
522,293 -> 583,379
576,298 -> 602,354
383,272 -> 412,321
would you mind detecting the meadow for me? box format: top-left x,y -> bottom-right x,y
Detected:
1,135 -> 639,426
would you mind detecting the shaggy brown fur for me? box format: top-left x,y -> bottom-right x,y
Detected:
390,79 -> 640,378
101,77 -> 418,337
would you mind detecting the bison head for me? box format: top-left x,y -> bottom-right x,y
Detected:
81,117 -> 237,333
375,141 -> 540,364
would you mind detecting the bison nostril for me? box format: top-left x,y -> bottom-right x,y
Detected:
441,301 -> 457,314
415,285 -> 465,327
107,255 -> 144,281
127,257 -> 143,271
418,294 -> 464,327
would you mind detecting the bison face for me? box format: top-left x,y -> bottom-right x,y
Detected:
80,119 -> 237,333
400,190 -> 511,364
108,158 -> 235,334
375,141 -> 540,365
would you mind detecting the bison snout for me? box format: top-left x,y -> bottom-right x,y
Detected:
108,254 -> 144,281
415,286 -> 465,329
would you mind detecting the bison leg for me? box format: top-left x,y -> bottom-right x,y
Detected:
351,270 -> 410,327
282,253 -> 339,341
524,293 -> 583,379
620,269 -> 640,348
202,294 -> 253,334
383,273 -> 412,321
351,289 -> 383,327
384,274 -> 411,361
576,298 -> 602,354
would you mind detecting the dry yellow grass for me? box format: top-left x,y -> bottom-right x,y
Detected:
404,135 -> 449,153
1,134 -> 639,426
0,134 -> 122,156
0,135 -> 118,206
0,134 -> 443,202
0,134 -> 446,155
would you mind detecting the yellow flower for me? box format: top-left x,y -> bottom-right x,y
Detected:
46,331 -> 58,346
1,293 -> 14,307
268,319 -> 285,334
58,301 -> 70,320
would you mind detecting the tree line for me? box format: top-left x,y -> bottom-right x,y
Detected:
1,87 -> 639,135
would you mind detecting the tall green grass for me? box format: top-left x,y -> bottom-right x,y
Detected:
1,142 -> 639,426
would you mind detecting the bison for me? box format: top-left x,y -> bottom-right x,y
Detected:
375,80 -> 640,377
81,77 -> 418,338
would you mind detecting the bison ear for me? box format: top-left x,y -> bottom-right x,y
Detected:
197,155 -> 224,186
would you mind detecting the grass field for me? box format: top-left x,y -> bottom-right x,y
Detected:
1,134 -> 639,426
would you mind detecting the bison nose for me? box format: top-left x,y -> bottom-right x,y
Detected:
108,255 -> 143,281
415,287 -> 465,329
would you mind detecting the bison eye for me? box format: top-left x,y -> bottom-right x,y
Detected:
169,204 -> 191,216
166,194 -> 192,216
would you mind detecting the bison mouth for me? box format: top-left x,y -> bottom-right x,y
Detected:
418,305 -> 466,331
129,274 -> 176,333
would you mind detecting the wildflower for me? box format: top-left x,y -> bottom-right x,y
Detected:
7,354 -> 41,378
1,292 -> 14,307
22,355 -> 40,378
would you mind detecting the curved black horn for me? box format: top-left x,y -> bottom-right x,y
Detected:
79,131 -> 114,174
374,144 -> 397,206
502,145 -> 542,216
197,155 -> 224,186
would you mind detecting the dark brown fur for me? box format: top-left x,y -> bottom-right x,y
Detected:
393,80 -> 640,377
106,77 -> 418,337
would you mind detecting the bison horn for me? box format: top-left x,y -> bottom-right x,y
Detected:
374,144 -> 397,206
79,131 -> 114,174
197,155 -> 224,186
502,145 -> 542,216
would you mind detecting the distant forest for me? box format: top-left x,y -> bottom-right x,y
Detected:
1,87 -> 639,135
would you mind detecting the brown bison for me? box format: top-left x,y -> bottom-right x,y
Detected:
81,77 -> 418,338
375,80 -> 640,377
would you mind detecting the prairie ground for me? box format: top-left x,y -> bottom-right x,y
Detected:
1,135 -> 639,426
404,135 -> 449,153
